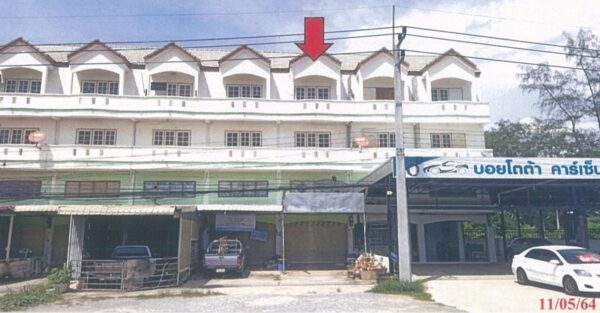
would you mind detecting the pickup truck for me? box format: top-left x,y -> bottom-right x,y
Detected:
203,238 -> 246,276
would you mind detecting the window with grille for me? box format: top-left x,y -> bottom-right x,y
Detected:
0,128 -> 39,144
65,181 -> 120,198
81,80 -> 119,95
152,130 -> 190,146
143,181 -> 196,198
225,131 -> 262,147
295,86 -> 329,100
431,88 -> 464,101
218,180 -> 268,197
295,132 -> 331,147
3,80 -> 42,93
226,84 -> 263,98
430,133 -> 466,148
378,133 -> 396,147
76,129 -> 116,145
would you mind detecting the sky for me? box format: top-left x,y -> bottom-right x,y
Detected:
1,0 -> 599,123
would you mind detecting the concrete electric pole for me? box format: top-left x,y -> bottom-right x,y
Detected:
394,27 -> 412,281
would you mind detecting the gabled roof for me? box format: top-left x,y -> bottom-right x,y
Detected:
289,52 -> 341,67
418,48 -> 479,74
219,45 -> 270,65
67,39 -> 131,67
354,47 -> 408,71
144,42 -> 201,62
0,37 -> 57,65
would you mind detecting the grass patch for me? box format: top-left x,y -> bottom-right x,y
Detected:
134,290 -> 222,300
368,280 -> 432,301
0,283 -> 62,312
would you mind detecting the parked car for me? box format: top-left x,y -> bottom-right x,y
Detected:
82,245 -> 156,289
203,238 -> 246,276
512,245 -> 600,295
506,237 -> 552,260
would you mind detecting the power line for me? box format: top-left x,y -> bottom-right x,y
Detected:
0,5 -> 391,20
405,25 -> 600,53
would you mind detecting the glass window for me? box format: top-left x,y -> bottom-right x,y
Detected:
18,80 -> 29,93
82,81 -> 96,94
167,84 -> 177,96
218,180 -> 269,197
164,131 -> 175,146
153,130 -> 163,145
105,130 -> 116,145
432,88 -> 449,101
227,85 -> 239,98
77,130 -> 92,145
241,85 -> 251,98
30,81 -> 41,94
295,87 -> 305,100
252,132 -> 261,147
177,131 -> 190,146
307,133 -> 316,147
240,132 -> 250,146
307,87 -> 316,99
318,133 -> 330,147
92,130 -> 104,145
317,87 -> 329,100
431,134 -> 441,148
179,84 -> 192,97
0,129 -> 9,144
23,129 -> 36,144
252,86 -> 262,98
0,180 -> 42,198
441,134 -> 451,148
295,133 -> 305,147
378,133 -> 389,147
10,129 -> 23,144
226,132 -> 238,146
97,81 -> 108,95
5,80 -> 17,93
143,181 -> 195,198
65,181 -> 120,197
558,249 -> 600,264
108,82 -> 119,95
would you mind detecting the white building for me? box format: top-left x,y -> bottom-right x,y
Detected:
0,38 -> 490,272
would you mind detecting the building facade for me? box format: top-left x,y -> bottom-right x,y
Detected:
0,38 -> 490,273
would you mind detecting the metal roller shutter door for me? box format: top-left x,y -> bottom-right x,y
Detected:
285,221 -> 347,269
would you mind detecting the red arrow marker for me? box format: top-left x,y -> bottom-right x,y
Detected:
296,17 -> 332,61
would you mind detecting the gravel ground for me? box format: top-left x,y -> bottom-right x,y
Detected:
28,289 -> 460,313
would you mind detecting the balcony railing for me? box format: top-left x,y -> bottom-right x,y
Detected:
0,145 -> 492,171
0,93 -> 490,124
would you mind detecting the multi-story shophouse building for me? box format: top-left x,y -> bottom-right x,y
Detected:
0,38 -> 489,277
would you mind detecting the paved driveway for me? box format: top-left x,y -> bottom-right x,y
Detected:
427,275 -> 597,313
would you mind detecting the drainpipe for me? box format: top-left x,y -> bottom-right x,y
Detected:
5,214 -> 14,262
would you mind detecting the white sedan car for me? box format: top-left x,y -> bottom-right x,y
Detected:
512,245 -> 600,295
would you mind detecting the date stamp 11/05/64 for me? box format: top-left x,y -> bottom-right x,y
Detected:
540,298 -> 597,310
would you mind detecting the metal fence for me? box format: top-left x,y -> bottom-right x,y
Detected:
70,257 -> 179,290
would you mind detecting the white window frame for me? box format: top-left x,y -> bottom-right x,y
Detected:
225,131 -> 262,147
430,133 -> 466,148
0,128 -> 39,144
81,80 -> 119,95
295,86 -> 330,100
218,180 -> 268,198
76,129 -> 117,145
152,129 -> 191,147
294,131 -> 331,148
3,79 -> 42,94
226,84 -> 263,98
377,132 -> 396,148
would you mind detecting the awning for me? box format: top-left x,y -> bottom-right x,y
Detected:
197,204 -> 283,212
0,205 -> 14,214
284,192 -> 365,213
14,205 -> 176,215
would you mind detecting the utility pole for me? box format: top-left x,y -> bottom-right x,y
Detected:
394,27 -> 411,281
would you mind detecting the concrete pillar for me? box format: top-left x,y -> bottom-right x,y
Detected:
417,223 -> 426,263
347,220 -> 354,254
42,217 -> 55,266
457,222 -> 465,262
49,172 -> 57,205
128,171 -> 135,205
266,75 -> 271,99
204,121 -> 211,146
336,76 -> 342,100
40,68 -> 48,94
486,218 -> 497,263
118,71 -> 125,96
275,214 -> 283,256
5,215 -> 14,262
67,215 -> 86,278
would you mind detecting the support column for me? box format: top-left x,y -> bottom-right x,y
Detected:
266,75 -> 271,99
118,71 -> 125,96
347,219 -> 354,254
417,223 -> 426,263
275,214 -> 283,256
457,222 -> 465,262
500,209 -> 507,262
346,122 -> 352,148
129,171 -> 135,205
204,121 -> 211,146
276,121 -> 281,148
42,217 -> 55,266
5,215 -> 14,262
486,216 -> 497,263
40,68 -> 48,94
67,216 -> 86,278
